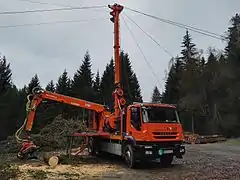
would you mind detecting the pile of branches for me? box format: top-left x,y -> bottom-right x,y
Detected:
0,114 -> 87,153
34,114 -> 87,150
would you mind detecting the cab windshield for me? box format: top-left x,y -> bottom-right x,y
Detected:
142,106 -> 180,123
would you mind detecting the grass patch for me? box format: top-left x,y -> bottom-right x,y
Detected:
225,138 -> 240,145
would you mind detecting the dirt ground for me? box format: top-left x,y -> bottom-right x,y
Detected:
1,140 -> 240,180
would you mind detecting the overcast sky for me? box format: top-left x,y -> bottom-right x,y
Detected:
0,0 -> 239,101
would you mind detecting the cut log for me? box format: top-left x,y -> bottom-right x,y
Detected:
43,153 -> 59,168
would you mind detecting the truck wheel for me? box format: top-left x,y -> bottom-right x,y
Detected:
88,138 -> 96,156
124,144 -> 136,169
160,154 -> 173,167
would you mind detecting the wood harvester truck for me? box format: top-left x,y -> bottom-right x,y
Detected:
16,3 -> 186,168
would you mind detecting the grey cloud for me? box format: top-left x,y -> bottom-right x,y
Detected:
0,0 -> 239,101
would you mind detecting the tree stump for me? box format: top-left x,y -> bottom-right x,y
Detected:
43,152 -> 59,168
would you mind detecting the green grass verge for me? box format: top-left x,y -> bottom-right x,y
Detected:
225,138 -> 240,145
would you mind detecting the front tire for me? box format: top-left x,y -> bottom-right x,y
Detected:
124,144 -> 136,169
160,154 -> 173,167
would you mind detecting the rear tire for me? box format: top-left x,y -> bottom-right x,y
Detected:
124,144 -> 136,169
160,154 -> 173,167
88,138 -> 97,156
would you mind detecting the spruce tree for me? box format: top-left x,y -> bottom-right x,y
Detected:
223,13 -> 240,136
27,74 -> 40,94
46,80 -> 55,92
151,86 -> 162,103
130,73 -> 143,103
177,30 -> 202,132
93,70 -> 101,103
162,57 -> 183,104
55,69 -> 71,95
52,69 -> 71,118
204,52 -> 220,133
0,56 -> 12,96
180,30 -> 198,65
100,59 -> 115,109
225,13 -> 240,63
179,30 -> 201,97
71,51 -> 94,101
0,56 -> 23,139
0,85 -> 19,140
120,51 -> 143,105
70,51 -> 95,119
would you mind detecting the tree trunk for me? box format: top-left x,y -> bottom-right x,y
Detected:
191,112 -> 195,134
43,152 -> 59,168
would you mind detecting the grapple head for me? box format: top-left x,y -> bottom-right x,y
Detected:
17,139 -> 40,160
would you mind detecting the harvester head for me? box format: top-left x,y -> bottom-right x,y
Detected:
17,139 -> 40,160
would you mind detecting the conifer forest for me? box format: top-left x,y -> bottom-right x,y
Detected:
0,13 -> 240,142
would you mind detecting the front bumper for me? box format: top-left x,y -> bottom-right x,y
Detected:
134,143 -> 186,160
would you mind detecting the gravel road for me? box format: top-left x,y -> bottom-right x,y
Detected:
2,141 -> 240,180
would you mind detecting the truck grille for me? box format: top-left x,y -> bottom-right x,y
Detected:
153,132 -> 178,135
152,132 -> 178,139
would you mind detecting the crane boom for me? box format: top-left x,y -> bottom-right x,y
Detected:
25,87 -> 107,132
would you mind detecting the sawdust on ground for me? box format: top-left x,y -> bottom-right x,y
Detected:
7,142 -> 240,180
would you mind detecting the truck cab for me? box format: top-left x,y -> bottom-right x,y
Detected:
122,103 -> 185,168
127,103 -> 184,141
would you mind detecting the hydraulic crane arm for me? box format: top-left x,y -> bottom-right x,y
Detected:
25,87 -> 107,132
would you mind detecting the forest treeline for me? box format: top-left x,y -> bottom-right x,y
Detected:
0,13 -> 239,140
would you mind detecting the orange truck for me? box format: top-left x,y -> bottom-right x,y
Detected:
16,3 -> 185,168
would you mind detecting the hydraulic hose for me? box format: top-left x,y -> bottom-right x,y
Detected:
15,86 -> 43,144
15,94 -> 32,144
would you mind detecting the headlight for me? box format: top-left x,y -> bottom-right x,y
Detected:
145,151 -> 152,154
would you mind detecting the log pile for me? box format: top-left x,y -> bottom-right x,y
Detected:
184,132 -> 227,144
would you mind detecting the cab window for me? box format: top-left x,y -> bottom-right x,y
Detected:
130,107 -> 141,131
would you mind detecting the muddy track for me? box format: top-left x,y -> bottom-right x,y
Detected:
1,142 -> 240,180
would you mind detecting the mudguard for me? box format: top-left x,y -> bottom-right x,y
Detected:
124,135 -> 136,146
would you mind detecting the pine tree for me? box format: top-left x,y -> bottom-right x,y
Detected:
180,30 -> 198,65
120,51 -> 143,105
222,13 -> 240,136
179,30 -> 201,97
203,52 -> 220,133
46,80 -> 55,92
0,56 -> 20,140
162,57 -> 183,104
27,74 -> 40,94
0,84 -> 19,140
0,56 -> 12,96
55,69 -> 71,95
130,73 -> 143,103
177,30 -> 202,132
99,51 -> 143,108
15,86 -> 28,128
52,69 -> 71,118
225,13 -> 240,62
100,59 -> 115,109
151,86 -> 162,103
93,70 -> 101,103
71,51 -> 94,101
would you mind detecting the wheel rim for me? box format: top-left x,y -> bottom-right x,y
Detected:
125,149 -> 131,166
88,140 -> 93,154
